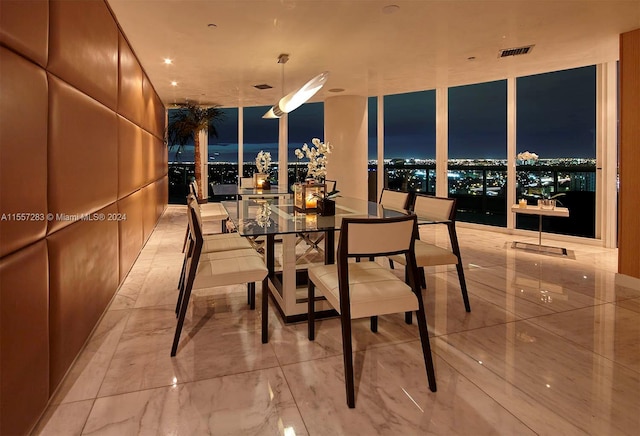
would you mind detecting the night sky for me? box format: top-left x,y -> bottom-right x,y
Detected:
169,65 -> 596,162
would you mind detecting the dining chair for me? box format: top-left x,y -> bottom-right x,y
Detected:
389,194 -> 471,319
307,214 -> 437,408
177,195 -> 257,311
181,182 -> 229,255
240,177 -> 254,189
172,198 -> 269,356
379,188 -> 411,211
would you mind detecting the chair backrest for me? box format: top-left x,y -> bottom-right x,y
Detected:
240,177 -> 254,189
412,194 -> 456,222
185,197 -> 204,281
338,215 -> 417,259
379,189 -> 410,211
190,180 -> 200,199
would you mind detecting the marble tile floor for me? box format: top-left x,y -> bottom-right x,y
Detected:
33,206 -> 640,435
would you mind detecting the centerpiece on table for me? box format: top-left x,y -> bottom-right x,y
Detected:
254,150 -> 272,189
293,138 -> 332,212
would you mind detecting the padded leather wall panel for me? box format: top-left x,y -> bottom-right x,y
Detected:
48,203 -> 119,390
0,240 -> 49,436
155,136 -> 168,179
48,0 -> 118,110
118,190 -> 144,281
143,74 -> 164,136
0,0 -> 49,67
143,130 -> 156,185
118,116 -> 145,199
48,75 -> 118,234
118,32 -> 145,127
0,47 -> 48,257
157,177 -> 168,218
142,182 -> 158,242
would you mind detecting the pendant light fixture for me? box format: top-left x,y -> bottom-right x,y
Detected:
263,54 -> 329,119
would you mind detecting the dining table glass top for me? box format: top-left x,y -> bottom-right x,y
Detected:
223,196 -> 451,237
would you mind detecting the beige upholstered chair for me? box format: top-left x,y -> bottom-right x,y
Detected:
240,177 -> 254,189
177,195 -> 256,311
188,181 -> 229,233
389,194 -> 471,316
379,189 -> 411,211
307,214 -> 437,408
172,199 -> 269,356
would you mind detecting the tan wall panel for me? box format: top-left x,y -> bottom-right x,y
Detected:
48,75 -> 118,234
142,182 -> 158,242
0,0 -> 48,67
118,190 -> 144,281
142,74 -> 164,137
143,130 -> 156,185
0,47 -> 48,257
47,203 -> 119,390
619,29 -> 640,279
118,116 -> 145,198
48,0 -> 118,110
156,177 -> 168,219
0,240 -> 49,436
117,32 -> 145,126
155,136 -> 168,179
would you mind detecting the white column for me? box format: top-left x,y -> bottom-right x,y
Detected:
377,95 -> 384,200
507,77 -> 517,229
435,88 -> 448,197
199,129 -> 208,199
596,62 -> 618,247
324,95 -> 368,201
238,106 -> 244,182
278,114 -> 288,189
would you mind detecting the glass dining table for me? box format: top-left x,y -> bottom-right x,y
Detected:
223,195 -> 449,322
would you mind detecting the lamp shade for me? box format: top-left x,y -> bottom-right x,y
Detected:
263,71 -> 330,119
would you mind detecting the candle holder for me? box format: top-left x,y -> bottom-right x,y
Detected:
518,199 -> 527,208
254,173 -> 270,190
293,181 -> 326,212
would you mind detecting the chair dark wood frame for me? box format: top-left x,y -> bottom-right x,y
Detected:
307,214 -> 437,408
172,201 -> 269,356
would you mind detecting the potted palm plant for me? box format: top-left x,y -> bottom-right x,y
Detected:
168,102 -> 224,202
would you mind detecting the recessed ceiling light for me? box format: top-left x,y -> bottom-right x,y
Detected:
164,58 -> 173,65
382,4 -> 400,14
328,88 -> 345,93
207,23 -> 217,28
170,81 -> 178,86
467,56 -> 476,61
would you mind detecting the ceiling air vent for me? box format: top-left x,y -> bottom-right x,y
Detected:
254,84 -> 273,90
498,45 -> 535,58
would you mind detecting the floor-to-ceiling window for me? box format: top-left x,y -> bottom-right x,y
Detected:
383,90 -> 436,194
448,80 -> 507,226
288,101 -> 324,186
516,66 -> 597,237
244,105 -> 280,184
208,107 -> 238,187
368,96 -> 378,201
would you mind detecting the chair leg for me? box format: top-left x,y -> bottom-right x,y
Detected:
261,277 -> 269,343
181,226 -> 189,253
388,258 -> 395,270
420,267 -> 426,289
370,316 -> 378,333
171,278 -> 193,356
456,263 -> 471,312
248,282 -> 256,310
415,308 -> 437,392
405,311 -> 412,324
340,315 -> 356,408
308,281 -> 316,341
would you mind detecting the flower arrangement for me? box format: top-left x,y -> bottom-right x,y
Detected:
255,150 -> 272,173
255,201 -> 272,228
516,151 -> 539,164
294,138 -> 333,181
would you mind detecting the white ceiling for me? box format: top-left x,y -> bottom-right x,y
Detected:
107,0 -> 640,108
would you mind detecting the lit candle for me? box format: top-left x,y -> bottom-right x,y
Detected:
256,179 -> 264,188
519,199 -> 527,208
306,195 -> 316,209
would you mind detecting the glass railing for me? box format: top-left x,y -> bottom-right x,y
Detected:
169,162 -> 597,238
